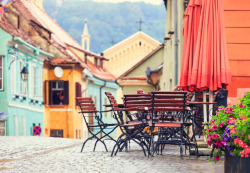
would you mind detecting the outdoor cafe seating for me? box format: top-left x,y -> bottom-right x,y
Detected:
76,90 -> 219,157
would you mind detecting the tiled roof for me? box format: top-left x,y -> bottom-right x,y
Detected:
0,2 -> 38,47
0,0 -> 116,82
51,58 -> 79,65
21,0 -> 82,50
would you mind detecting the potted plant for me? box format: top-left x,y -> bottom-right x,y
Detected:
204,92 -> 250,173
57,91 -> 64,105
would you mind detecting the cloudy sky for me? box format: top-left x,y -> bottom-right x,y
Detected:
92,0 -> 163,5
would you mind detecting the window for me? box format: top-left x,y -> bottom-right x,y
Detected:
11,55 -> 16,94
0,121 -> 6,136
22,117 -> 26,136
15,116 -> 18,136
104,98 -> 108,116
0,57 -> 3,90
45,80 -> 69,105
19,59 -> 25,95
30,64 -> 43,100
75,82 -> 82,106
50,130 -> 63,138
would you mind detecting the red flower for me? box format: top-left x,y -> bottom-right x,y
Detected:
234,138 -> 240,145
230,128 -> 235,134
212,134 -> 219,139
214,155 -> 220,161
219,123 -> 223,128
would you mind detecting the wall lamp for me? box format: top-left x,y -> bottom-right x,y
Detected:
21,66 -> 29,81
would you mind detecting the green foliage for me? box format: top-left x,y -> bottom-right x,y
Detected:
43,0 -> 166,53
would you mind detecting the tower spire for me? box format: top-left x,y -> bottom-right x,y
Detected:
81,18 -> 90,51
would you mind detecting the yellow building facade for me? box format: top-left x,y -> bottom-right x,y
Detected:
160,0 -> 185,91
43,60 -> 84,139
103,31 -> 161,78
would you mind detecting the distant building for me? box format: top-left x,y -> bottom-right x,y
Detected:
103,31 -> 160,78
117,44 -> 164,95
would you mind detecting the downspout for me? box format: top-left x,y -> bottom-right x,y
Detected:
67,67 -> 74,138
174,0 -> 178,85
146,67 -> 157,91
100,81 -> 106,112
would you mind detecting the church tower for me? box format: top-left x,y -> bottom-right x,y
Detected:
32,0 -> 44,10
81,19 -> 90,51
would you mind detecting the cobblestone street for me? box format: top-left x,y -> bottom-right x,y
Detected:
0,137 -> 223,173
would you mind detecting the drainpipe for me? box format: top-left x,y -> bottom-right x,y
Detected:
100,81 -> 107,112
174,0 -> 178,85
67,67 -> 74,138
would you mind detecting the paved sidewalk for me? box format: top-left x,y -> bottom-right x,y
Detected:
0,137 -> 223,173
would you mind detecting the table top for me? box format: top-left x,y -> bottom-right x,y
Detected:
187,101 -> 216,105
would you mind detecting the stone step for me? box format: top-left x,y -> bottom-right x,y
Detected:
197,141 -> 208,148
190,148 -> 212,156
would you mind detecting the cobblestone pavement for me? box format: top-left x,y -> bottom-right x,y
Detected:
0,137 -> 223,173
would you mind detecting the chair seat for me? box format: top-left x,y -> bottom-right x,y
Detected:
105,123 -> 117,126
148,122 -> 182,128
88,124 -> 105,127
121,121 -> 144,127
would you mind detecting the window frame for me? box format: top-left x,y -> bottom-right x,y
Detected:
45,80 -> 69,105
11,55 -> 16,95
0,56 -> 3,90
50,129 -> 63,138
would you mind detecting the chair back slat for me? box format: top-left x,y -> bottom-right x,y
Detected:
123,94 -> 151,109
151,91 -> 187,123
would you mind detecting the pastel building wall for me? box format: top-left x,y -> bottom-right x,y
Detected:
223,0 -> 250,103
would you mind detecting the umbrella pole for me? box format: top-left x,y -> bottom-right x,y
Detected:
209,91 -> 213,120
203,91 -> 207,124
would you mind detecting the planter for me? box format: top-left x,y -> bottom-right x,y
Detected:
224,150 -> 250,173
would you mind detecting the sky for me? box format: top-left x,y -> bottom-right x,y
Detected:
92,0 -> 163,5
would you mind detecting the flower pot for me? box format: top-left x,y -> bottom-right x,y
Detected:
224,150 -> 250,173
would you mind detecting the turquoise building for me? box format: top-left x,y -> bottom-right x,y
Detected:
0,28 -> 53,136
84,70 -> 120,138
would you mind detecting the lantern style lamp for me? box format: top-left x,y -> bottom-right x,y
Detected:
21,66 -> 28,81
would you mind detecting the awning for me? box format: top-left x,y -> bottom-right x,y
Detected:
0,112 -> 8,119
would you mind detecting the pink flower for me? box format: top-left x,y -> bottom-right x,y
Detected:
226,120 -> 230,125
230,128 -> 235,134
239,104 -> 244,108
229,118 -> 236,124
212,134 -> 219,139
212,125 -> 217,131
234,138 -> 240,145
215,155 -> 220,161
207,140 -> 211,146
248,135 -> 250,140
219,123 -> 223,128
212,119 -> 215,123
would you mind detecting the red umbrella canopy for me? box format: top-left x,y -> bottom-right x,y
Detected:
180,0 -> 232,91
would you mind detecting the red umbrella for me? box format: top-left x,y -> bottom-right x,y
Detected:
180,0 -> 202,91
180,0 -> 232,92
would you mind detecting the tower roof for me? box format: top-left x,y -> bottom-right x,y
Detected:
82,18 -> 90,37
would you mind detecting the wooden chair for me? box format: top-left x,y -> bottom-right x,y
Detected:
76,97 -> 117,152
105,92 -> 150,156
148,91 -> 198,156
